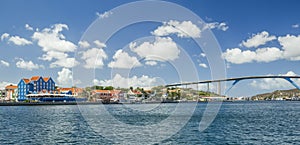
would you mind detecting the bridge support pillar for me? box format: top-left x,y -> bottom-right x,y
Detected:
217,81 -> 221,96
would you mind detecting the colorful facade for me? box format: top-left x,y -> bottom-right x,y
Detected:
92,90 -> 122,102
5,84 -> 18,101
18,76 -> 55,101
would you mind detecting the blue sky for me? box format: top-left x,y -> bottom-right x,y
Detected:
1,0 -> 300,97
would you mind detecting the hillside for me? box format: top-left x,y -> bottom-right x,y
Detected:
251,88 -> 300,100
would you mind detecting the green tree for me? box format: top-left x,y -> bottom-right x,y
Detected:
104,86 -> 114,90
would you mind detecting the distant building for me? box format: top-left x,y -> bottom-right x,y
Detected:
5,84 -> 18,101
18,76 -> 55,101
125,90 -> 143,103
56,87 -> 83,96
92,90 -> 122,102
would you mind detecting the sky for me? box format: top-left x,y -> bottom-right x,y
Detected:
1,0 -> 300,97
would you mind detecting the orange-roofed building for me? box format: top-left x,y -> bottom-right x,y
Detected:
18,76 -> 55,101
5,84 -> 18,101
57,87 -> 83,96
92,90 -> 122,102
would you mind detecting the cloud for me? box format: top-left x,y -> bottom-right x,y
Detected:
108,49 -> 141,69
57,68 -> 73,87
81,47 -> 108,69
96,11 -> 113,19
94,74 -> 160,88
32,24 -> 78,68
200,53 -> 206,57
292,24 -> 299,28
50,58 -> 78,68
152,20 -> 201,38
8,35 -> 32,46
93,40 -> 106,48
38,51 -> 78,68
224,34 -> 300,64
0,60 -> 10,67
222,48 -> 255,64
240,31 -> 276,48
278,34 -> 300,60
203,22 -> 229,31
1,33 -> 32,46
1,33 -> 10,41
16,58 -> 44,71
25,24 -> 34,31
222,47 -> 283,64
145,61 -> 158,66
130,37 -> 180,62
39,51 -> 68,61
32,24 -> 76,52
250,71 -> 300,90
199,63 -> 208,68
78,40 -> 90,48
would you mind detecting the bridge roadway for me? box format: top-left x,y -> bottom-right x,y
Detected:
165,76 -> 300,87
165,75 -> 300,95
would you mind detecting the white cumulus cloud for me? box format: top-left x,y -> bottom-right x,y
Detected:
93,40 -> 106,48
8,36 -> 32,46
0,60 -> 10,67
32,24 -> 76,52
199,63 -> 208,68
57,68 -> 73,87
203,22 -> 229,31
25,24 -> 34,31
1,33 -> 10,41
81,47 -> 108,69
222,47 -> 283,64
94,74 -> 160,88
145,61 -> 158,66
250,71 -> 300,90
1,33 -> 32,46
32,24 -> 78,68
200,53 -> 206,57
152,20 -> 201,38
241,31 -> 276,48
96,11 -> 113,19
278,34 -> 300,60
130,37 -> 180,62
16,58 -> 44,71
108,49 -> 141,69
78,40 -> 90,48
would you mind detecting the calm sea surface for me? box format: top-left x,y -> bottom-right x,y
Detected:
0,101 -> 299,144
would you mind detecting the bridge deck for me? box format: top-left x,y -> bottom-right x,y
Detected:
165,76 -> 300,87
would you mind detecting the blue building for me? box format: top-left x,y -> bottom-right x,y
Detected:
17,78 -> 33,101
18,76 -> 55,101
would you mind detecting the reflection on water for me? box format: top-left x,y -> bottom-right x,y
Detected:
0,101 -> 299,144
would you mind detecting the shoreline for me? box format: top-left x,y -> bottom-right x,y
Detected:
0,100 -> 298,106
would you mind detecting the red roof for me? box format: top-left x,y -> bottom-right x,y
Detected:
133,90 -> 142,95
23,78 -> 31,84
43,77 -> 50,82
5,84 -> 17,89
57,88 -> 83,93
30,76 -> 40,81
93,90 -> 121,94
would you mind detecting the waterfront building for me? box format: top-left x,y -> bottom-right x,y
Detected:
92,90 -> 122,102
5,84 -> 18,101
17,76 -> 55,101
57,87 -> 83,96
42,77 -> 55,93
124,89 -> 143,103
0,89 -> 5,97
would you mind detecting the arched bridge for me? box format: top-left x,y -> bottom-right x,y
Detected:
165,76 -> 300,96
